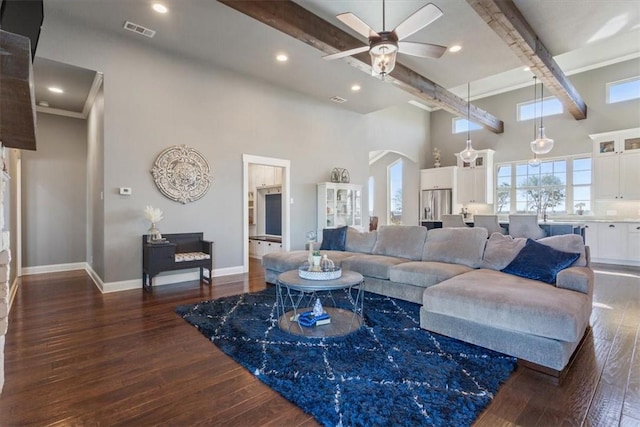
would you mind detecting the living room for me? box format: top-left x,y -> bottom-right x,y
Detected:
1,0 -> 639,425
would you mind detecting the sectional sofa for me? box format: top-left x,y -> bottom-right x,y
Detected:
262,225 -> 594,375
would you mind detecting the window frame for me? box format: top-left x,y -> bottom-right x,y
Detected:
494,153 -> 592,216
517,95 -> 564,121
606,75 -> 640,104
387,159 -> 403,225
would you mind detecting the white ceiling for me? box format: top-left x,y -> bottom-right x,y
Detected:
36,0 -> 640,115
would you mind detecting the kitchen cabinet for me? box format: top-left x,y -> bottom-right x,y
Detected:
250,165 -> 282,189
586,221 -> 640,266
456,149 -> 494,204
317,182 -> 362,238
420,166 -> 457,189
590,128 -> 640,200
249,237 -> 282,259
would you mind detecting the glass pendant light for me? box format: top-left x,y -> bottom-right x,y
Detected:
530,77 -> 554,155
459,82 -> 478,163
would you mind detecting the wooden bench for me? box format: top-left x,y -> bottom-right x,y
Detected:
142,232 -> 213,291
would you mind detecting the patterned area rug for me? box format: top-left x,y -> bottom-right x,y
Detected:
176,287 -> 516,427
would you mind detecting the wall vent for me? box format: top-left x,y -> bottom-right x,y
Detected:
329,96 -> 347,104
123,21 -> 156,38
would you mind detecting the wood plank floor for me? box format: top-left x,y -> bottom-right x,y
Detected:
1,259 -> 638,426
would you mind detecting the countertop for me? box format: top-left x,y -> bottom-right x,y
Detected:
249,235 -> 282,243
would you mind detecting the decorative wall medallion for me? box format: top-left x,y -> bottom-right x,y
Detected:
151,145 -> 213,204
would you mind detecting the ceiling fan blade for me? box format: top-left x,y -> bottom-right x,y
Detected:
398,41 -> 447,58
336,12 -> 380,39
323,45 -> 370,61
393,3 -> 443,41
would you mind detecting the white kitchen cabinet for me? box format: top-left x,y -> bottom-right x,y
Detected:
250,165 -> 283,189
587,221 -> 640,266
317,182 -> 363,238
249,238 -> 282,259
455,149 -> 494,204
420,166 -> 457,189
590,128 -> 640,200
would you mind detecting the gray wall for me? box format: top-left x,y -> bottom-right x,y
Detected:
87,85 -> 105,278
430,58 -> 640,167
369,152 -> 420,226
21,113 -> 87,267
34,14 -> 431,283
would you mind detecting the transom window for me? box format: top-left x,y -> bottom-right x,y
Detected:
517,96 -> 563,121
495,155 -> 591,215
607,76 -> 640,104
452,117 -> 482,134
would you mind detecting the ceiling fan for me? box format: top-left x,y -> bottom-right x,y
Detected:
323,1 -> 447,78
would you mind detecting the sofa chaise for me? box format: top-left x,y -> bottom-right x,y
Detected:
262,225 -> 594,377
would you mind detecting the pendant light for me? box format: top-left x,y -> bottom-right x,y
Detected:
528,77 -> 541,167
459,82 -> 478,163
530,76 -> 554,155
370,0 -> 398,79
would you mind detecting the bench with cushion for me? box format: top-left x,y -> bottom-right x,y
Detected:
142,232 -> 213,291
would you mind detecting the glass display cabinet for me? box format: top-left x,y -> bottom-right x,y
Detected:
317,182 -> 363,239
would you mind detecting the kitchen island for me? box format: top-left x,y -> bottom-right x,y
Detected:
421,220 -> 586,240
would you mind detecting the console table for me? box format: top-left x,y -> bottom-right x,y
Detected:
142,232 -> 213,291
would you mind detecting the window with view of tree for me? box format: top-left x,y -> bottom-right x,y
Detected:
389,160 -> 403,224
495,155 -> 591,216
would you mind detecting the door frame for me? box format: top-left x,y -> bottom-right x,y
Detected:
242,154 -> 290,273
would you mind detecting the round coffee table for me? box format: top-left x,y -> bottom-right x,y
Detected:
276,269 -> 364,338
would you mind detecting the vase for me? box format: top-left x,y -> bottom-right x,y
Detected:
311,255 -> 321,271
147,223 -> 161,242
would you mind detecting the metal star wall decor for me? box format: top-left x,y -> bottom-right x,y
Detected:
151,145 -> 213,204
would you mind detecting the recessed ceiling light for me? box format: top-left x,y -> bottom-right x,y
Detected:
523,67 -> 530,71
276,54 -> 288,62
351,84 -> 361,92
152,3 -> 168,13
449,45 -> 462,53
48,87 -> 64,94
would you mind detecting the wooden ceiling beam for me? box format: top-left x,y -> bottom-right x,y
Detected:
467,0 -> 587,120
218,0 -> 504,134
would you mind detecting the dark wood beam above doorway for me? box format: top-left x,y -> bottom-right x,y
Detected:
467,0 -> 587,120
218,0 -> 504,134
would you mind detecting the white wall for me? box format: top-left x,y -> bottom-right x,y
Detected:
34,14 -> 430,284
21,113 -> 87,267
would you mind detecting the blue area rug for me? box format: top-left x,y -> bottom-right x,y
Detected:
176,287 -> 516,427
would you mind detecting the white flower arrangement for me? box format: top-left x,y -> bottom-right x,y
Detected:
143,205 -> 164,224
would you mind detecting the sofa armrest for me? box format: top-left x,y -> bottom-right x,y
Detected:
556,266 -> 594,295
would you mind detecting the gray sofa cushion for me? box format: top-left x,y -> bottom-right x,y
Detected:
372,225 -> 427,261
421,227 -> 488,268
538,234 -> 587,267
262,250 -> 355,273
345,227 -> 377,254
341,254 -> 409,280
390,261 -> 473,288
481,233 -> 527,270
422,269 -> 591,342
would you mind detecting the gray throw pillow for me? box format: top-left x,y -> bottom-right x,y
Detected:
345,227 -> 377,254
481,232 -> 526,270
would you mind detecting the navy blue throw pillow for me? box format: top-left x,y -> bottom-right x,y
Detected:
319,226 -> 348,251
501,238 -> 580,284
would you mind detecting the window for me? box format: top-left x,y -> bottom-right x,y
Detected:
368,176 -> 374,217
452,117 -> 482,134
607,76 -> 640,104
517,96 -> 563,121
496,155 -> 591,215
388,160 -> 403,224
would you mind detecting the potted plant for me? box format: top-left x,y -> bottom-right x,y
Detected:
311,250 -> 322,271
575,202 -> 586,215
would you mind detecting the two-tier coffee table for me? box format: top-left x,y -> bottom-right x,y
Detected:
276,269 -> 364,338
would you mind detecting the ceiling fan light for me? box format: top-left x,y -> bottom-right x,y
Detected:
370,43 -> 397,77
530,127 -> 554,154
459,139 -> 478,163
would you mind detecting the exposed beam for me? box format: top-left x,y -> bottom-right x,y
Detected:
218,0 -> 504,134
467,0 -> 587,120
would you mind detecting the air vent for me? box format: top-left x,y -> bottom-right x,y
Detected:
330,96 -> 347,104
123,21 -> 156,38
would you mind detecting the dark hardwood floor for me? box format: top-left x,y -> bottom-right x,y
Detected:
1,259 -> 638,426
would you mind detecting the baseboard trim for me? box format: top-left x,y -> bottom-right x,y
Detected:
21,263 -> 245,293
22,262 -> 87,276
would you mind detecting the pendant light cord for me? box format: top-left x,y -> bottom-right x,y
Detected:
382,0 -> 386,31
467,82 -> 470,141
540,81 -> 544,130
533,76 -> 537,138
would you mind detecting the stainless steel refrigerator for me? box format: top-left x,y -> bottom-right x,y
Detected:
421,189 -> 452,221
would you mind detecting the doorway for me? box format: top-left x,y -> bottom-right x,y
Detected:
242,154 -> 290,273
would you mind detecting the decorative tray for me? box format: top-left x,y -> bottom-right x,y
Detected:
298,266 -> 342,281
